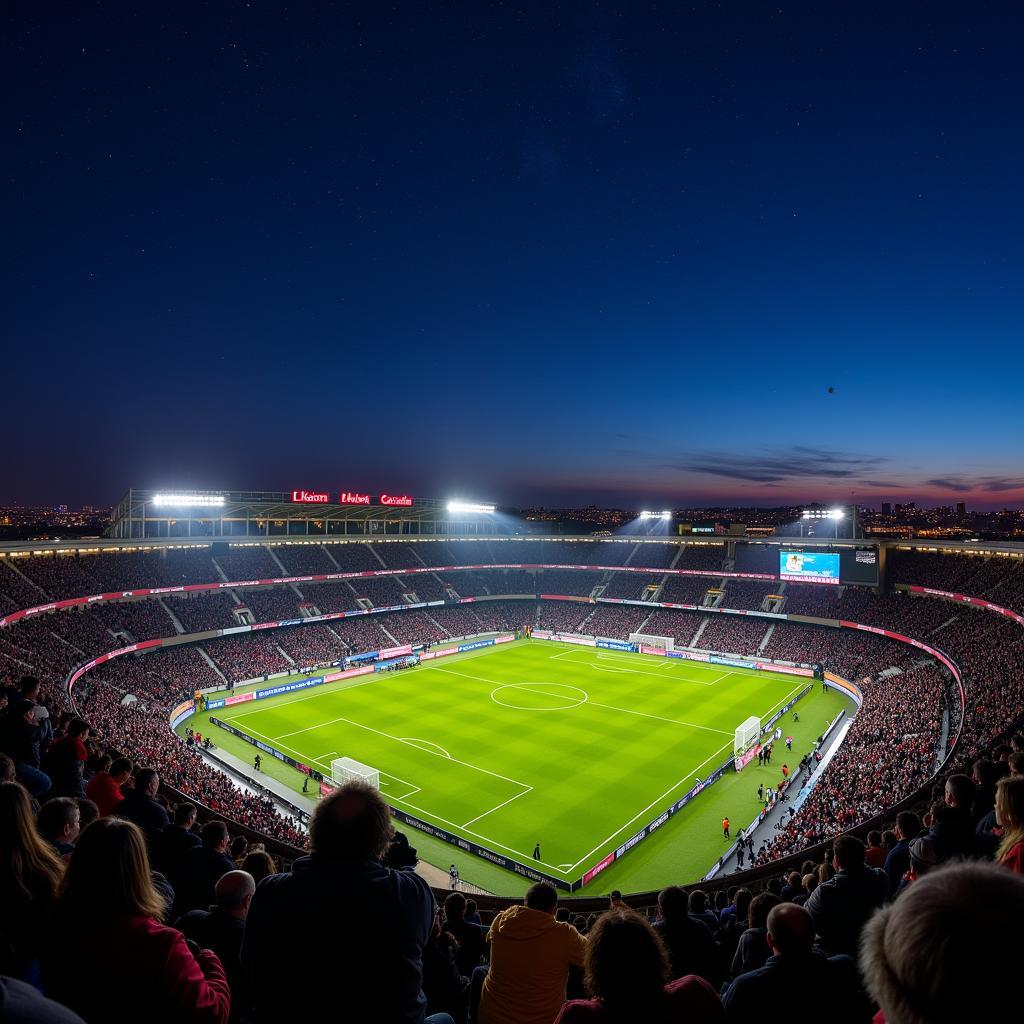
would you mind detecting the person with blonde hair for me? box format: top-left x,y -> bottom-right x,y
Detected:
555,908 -> 724,1023
0,781 -> 64,979
995,775 -> 1024,873
42,817 -> 230,1024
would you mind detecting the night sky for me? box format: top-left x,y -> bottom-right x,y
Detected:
6,2 -> 1024,509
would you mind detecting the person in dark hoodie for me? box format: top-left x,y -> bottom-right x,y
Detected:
240,781 -> 438,1024
175,821 -> 236,914
155,802 -> 201,885
883,812 -> 922,895
652,886 -> 720,987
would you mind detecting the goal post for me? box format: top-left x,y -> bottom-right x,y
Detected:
734,715 -> 761,758
629,633 -> 675,652
331,756 -> 381,790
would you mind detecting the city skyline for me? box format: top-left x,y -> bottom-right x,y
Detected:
8,4 -> 1024,510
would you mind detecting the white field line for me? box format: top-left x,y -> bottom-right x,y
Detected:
400,738 -> 452,758
705,671 -> 737,685
226,672 -> 383,719
585,699 -> 733,736
757,681 -> 807,732
242,725 -> 422,797
250,714 -> 561,871
460,785 -> 534,829
566,737 -> 735,872
272,710 -> 531,790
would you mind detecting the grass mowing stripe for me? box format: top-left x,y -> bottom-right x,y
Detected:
197,638 -> 855,892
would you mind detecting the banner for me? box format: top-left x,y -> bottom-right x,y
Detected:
596,639 -> 635,652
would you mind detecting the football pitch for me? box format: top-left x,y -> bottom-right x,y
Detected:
198,639 -> 853,892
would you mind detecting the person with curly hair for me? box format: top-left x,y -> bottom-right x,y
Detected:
555,908 -> 724,1023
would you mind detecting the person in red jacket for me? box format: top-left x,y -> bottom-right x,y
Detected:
84,757 -> 133,818
555,908 -> 725,1023
42,817 -> 230,1024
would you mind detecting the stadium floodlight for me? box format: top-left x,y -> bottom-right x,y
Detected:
829,507 -> 845,519
447,500 -> 495,514
152,493 -> 225,508
639,510 -> 672,520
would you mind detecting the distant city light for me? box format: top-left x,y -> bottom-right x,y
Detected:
152,493 -> 225,507
447,500 -> 495,514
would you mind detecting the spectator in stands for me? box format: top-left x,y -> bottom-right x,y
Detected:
972,758 -> 1000,824
865,830 -> 887,869
114,766 -> 170,844
155,802 -> 201,882
45,719 -> 90,798
85,756 -> 132,818
176,821 -> 235,913
177,870 -> 255,1022
861,862 -> 1024,1024
652,886 -> 719,987
0,782 -> 64,980
730,892 -> 780,978
921,799 -> 976,863
480,882 -> 586,1024
0,975 -> 86,1024
722,904 -> 862,1023
687,889 -> 718,931
239,849 -> 275,884
422,911 -> 470,1024
995,776 -> 1024,873
883,812 -> 922,895
442,891 -> 486,977
804,835 -> 888,957
0,753 -> 15,784
0,700 -> 51,797
42,817 -> 231,1024
241,780 -> 438,1024
77,799 -> 99,831
555,908 -> 724,1023
716,889 -> 752,965
36,797 -> 81,861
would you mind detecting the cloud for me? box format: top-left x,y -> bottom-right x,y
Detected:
926,477 -> 973,493
925,475 -> 1024,493
667,446 -> 887,484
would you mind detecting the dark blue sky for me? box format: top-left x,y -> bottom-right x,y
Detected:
6,2 -> 1024,509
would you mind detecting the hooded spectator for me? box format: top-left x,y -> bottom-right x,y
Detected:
730,892 -> 780,978
480,882 -> 586,1024
555,909 -> 724,1024
42,817 -> 230,1024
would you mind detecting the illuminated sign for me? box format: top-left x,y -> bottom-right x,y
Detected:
339,491 -> 371,505
291,490 -> 329,504
380,494 -> 413,507
152,493 -> 225,508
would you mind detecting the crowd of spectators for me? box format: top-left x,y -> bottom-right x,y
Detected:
535,602 -> 591,634
660,576 -> 718,605
201,635 -> 291,683
695,615 -> 772,655
271,625 -> 345,669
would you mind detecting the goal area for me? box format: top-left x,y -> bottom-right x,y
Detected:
630,633 -> 675,652
734,715 -> 760,757
331,756 -> 380,790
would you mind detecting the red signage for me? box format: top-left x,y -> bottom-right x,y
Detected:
339,491 -> 371,505
291,490 -> 329,504
380,493 -> 413,507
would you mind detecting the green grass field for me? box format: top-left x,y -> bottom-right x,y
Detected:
187,639 -> 853,894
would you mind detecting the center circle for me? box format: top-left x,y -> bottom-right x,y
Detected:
490,682 -> 588,711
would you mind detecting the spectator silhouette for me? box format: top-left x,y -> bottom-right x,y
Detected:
42,817 -> 230,1024
555,908 -> 724,1023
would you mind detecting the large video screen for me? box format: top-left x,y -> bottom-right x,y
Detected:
779,550 -> 841,585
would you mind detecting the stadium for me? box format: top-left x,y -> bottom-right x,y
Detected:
4,485 -> 1024,1020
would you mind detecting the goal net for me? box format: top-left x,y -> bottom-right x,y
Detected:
331,756 -> 380,790
629,633 -> 675,652
734,716 -> 761,757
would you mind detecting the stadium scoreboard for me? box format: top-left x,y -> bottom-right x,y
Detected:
735,542 -> 879,587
